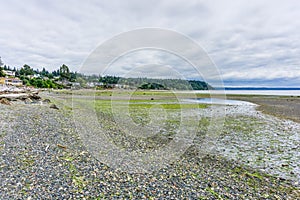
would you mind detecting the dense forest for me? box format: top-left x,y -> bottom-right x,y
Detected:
98,76 -> 212,90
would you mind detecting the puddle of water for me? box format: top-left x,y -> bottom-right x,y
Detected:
185,98 -> 256,106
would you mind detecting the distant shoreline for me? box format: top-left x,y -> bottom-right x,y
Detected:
181,89 -> 300,96
220,87 -> 300,90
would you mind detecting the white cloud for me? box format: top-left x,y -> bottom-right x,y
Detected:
0,0 -> 299,86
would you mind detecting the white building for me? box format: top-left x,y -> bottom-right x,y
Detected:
3,70 -> 15,77
0,77 -> 23,86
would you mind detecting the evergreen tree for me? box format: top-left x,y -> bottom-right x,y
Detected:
20,64 -> 34,76
0,67 -> 5,77
59,64 -> 71,81
0,58 -> 6,77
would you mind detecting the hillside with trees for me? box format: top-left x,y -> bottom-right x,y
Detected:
0,56 -> 212,90
99,76 -> 212,90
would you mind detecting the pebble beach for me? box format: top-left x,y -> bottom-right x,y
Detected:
0,91 -> 299,199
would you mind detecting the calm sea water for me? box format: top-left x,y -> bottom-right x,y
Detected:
186,89 -> 300,96
184,98 -> 256,105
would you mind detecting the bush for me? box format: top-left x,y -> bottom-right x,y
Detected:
20,77 -> 62,89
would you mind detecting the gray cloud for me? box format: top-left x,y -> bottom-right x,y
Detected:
0,0 -> 299,86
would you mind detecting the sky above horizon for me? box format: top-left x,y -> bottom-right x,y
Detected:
0,0 -> 300,87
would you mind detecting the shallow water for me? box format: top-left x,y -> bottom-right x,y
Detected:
181,89 -> 300,96
185,98 -> 256,106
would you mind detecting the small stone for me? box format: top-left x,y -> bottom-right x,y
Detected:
24,98 -> 33,104
43,99 -> 51,104
29,94 -> 41,100
50,104 -> 59,110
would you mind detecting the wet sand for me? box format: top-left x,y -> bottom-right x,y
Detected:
227,95 -> 300,123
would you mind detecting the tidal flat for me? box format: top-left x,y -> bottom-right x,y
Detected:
0,89 -> 299,199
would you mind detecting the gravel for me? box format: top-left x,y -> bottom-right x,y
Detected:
0,95 -> 299,199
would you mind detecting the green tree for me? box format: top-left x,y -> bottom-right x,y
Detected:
0,67 -> 5,77
41,67 -> 49,77
20,64 -> 34,76
0,57 -> 5,77
76,77 -> 86,87
60,64 -> 71,81
99,76 -> 120,84
69,72 -> 77,82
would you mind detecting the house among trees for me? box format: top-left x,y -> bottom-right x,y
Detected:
3,70 -> 15,77
0,56 -> 212,90
0,57 -> 23,86
0,77 -> 23,86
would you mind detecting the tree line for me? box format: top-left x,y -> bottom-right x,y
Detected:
1,56 -> 212,90
98,76 -> 212,90
0,62 -> 75,88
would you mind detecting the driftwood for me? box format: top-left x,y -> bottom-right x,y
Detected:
57,144 -> 67,149
0,92 -> 44,105
0,98 -> 11,105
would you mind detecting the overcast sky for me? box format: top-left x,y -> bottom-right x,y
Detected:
0,0 -> 299,87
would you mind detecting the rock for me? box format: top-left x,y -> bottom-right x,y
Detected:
28,94 -> 41,100
31,100 -> 40,104
0,98 -> 11,105
42,99 -> 51,104
24,98 -> 33,104
50,104 -> 59,110
16,95 -> 30,101
0,92 -> 44,105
